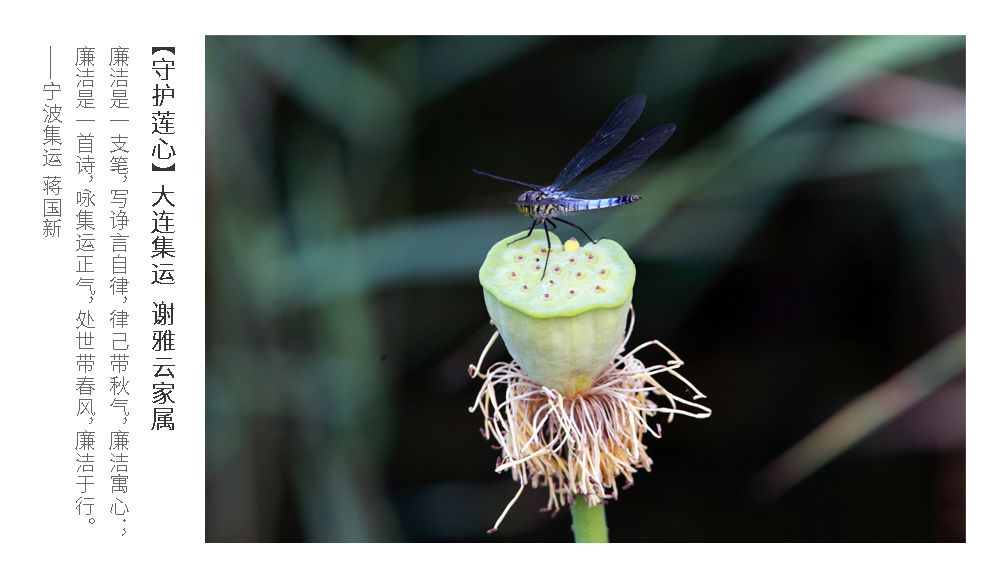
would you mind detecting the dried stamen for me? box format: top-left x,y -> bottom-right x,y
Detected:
467,307 -> 711,532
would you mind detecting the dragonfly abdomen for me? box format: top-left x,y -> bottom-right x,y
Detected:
558,195 -> 641,214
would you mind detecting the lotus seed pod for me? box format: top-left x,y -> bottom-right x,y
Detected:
479,229 -> 636,396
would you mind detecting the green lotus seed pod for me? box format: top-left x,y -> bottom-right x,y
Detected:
479,229 -> 636,396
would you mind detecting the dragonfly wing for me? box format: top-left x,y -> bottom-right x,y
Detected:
548,94 -> 647,192
563,123 -> 676,199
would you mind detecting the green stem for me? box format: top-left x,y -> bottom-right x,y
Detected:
570,496 -> 609,543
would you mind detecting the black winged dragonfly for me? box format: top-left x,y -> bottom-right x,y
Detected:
474,93 -> 676,279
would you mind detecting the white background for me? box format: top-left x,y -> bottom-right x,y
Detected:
0,1 -> 994,575
2,18 -> 207,562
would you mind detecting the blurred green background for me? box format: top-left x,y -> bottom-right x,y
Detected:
205,36 -> 965,542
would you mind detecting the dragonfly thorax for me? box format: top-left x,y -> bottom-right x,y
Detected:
516,190 -> 553,217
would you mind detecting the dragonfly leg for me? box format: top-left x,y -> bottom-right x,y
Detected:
552,217 -> 604,245
507,219 -> 538,246
541,219 -> 552,281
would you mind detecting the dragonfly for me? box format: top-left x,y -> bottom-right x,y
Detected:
474,93 -> 676,279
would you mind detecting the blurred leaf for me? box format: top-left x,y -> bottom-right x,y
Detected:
416,36 -> 546,103
601,35 -> 965,245
236,36 -> 407,151
752,330 -> 965,499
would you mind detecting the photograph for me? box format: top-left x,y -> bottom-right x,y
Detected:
204,35 -> 966,542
